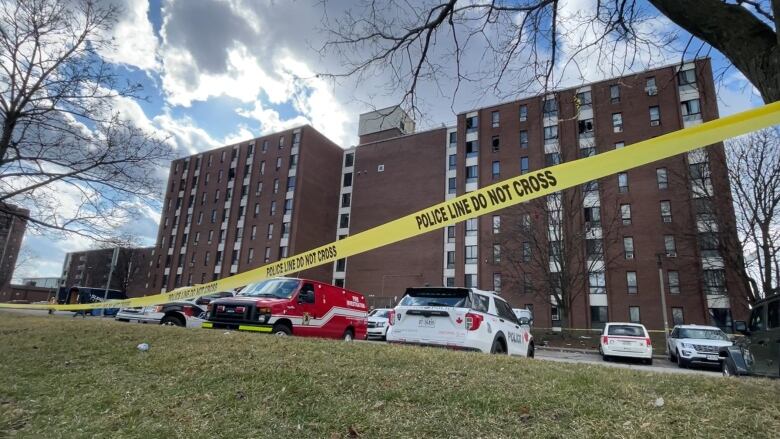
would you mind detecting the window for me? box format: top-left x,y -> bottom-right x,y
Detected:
279,246 -> 289,259
629,306 -> 640,323
612,113 -> 623,132
264,247 -> 271,263
211,209 -> 217,223
259,161 -> 265,175
584,206 -> 600,226
646,77 -> 657,95
448,132 -> 457,146
334,279 -> 345,287
447,226 -> 455,243
465,218 -> 477,236
666,307 -> 683,325
445,277 -> 455,287
283,199 -> 293,215
615,141 -> 625,149
576,90 -> 592,111
542,98 -> 557,118
248,248 -> 254,263
465,115 -> 478,133
660,201 -> 672,223
649,106 -> 661,126
522,241 -> 531,262
519,104 -> 528,121
623,237 -> 634,259
267,223 -> 274,239
272,179 -> 279,194
491,136 -> 500,152
668,271 -> 680,294
251,225 -> 257,240
591,306 -> 609,326
543,125 -> 558,142
703,269 -> 726,295
586,239 -> 603,259
256,182 -> 263,196
493,244 -> 501,263
204,251 -> 210,266
491,111 -> 499,128
448,177 -> 457,194
491,161 -> 500,179
286,176 -> 296,192
681,99 -> 701,121
208,230 -> 213,243
292,132 -> 300,145
278,136 -> 285,149
520,156 -> 529,174
466,140 -> 479,157
609,84 -> 620,103
660,236 -> 676,259
344,152 -> 354,167
620,204 -> 632,225
583,180 -> 599,196
519,130 -> 528,148
678,68 -> 696,86
339,213 -> 349,228
281,222 -> 290,238
446,251 -> 455,269
618,172 -> 628,192
549,240 -> 562,262
627,272 -> 638,294
262,140 -> 268,152
275,156 -> 282,170
465,165 -> 478,183
492,216 -> 500,234
270,200 -> 276,215
493,273 -> 502,293
551,306 -> 560,321
708,308 -> 732,332
589,272 -> 606,294
464,274 -> 477,288
341,193 -> 351,208
749,305 -> 765,332
448,154 -> 456,170
465,245 -> 478,264
698,232 -> 719,258
520,213 -> 531,232
578,119 -> 594,136
654,167 -> 669,190
545,152 -> 561,167
289,154 -> 298,169
343,173 -> 353,187
335,259 -> 346,272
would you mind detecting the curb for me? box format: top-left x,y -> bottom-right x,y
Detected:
537,345 -> 668,360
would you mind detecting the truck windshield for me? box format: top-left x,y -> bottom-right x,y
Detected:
678,328 -> 729,340
399,288 -> 470,307
239,279 -> 300,299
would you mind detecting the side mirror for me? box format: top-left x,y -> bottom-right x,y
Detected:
734,320 -> 749,335
518,317 -> 530,326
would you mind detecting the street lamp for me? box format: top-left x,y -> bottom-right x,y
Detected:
656,253 -> 671,352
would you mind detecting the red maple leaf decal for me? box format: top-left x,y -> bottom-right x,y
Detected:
456,317 -> 463,324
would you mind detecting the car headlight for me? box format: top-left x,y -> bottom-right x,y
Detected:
681,342 -> 694,349
376,322 -> 386,328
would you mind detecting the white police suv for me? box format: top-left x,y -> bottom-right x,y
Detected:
385,287 -> 534,357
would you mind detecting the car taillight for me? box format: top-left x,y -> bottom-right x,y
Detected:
217,305 -> 225,312
465,312 -> 483,331
645,337 -> 652,347
387,310 -> 395,325
602,336 -> 609,345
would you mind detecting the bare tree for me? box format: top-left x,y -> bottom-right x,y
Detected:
321,0 -> 780,115
12,245 -> 36,279
0,0 -> 172,239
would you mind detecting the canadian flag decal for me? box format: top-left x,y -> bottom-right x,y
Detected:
455,317 -> 463,324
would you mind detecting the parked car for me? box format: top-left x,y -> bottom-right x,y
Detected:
115,292 -> 234,327
57,286 -> 128,316
667,324 -> 731,368
599,322 -> 653,365
203,278 -> 368,340
512,308 -> 533,327
720,294 -> 780,378
367,308 -> 392,340
385,287 -> 534,357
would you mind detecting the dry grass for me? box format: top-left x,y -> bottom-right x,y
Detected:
1,313 -> 779,438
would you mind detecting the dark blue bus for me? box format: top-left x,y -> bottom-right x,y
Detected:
56,286 -> 128,316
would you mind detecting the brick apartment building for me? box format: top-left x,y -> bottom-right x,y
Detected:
0,203 -> 28,295
147,126 -> 343,292
149,58 -> 746,331
60,247 -> 154,297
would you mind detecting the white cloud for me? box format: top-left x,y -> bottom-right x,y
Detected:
99,0 -> 160,71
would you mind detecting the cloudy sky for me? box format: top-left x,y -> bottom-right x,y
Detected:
14,0 -> 765,282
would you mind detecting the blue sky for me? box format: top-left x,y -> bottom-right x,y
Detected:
13,0 -> 765,282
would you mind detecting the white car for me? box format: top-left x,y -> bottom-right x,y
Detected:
115,292 -> 234,327
599,322 -> 653,365
667,324 -> 732,368
367,308 -> 392,340
386,287 -> 534,357
512,308 -> 533,327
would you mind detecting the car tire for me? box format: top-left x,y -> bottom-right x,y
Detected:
342,328 -> 354,341
645,358 -> 653,366
160,315 -> 185,327
272,323 -> 292,336
676,352 -> 688,369
527,342 -> 535,359
722,358 -> 738,377
490,337 -> 507,355
602,354 -> 610,362
669,349 -> 676,362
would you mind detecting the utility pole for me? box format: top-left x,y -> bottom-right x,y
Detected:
101,247 -> 119,317
656,253 -> 670,353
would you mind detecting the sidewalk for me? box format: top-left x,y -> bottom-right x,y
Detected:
537,345 -> 668,360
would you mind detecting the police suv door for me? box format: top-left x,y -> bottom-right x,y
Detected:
494,298 -> 528,356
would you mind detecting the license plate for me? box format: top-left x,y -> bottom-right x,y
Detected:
706,355 -> 719,361
621,341 -> 633,345
226,309 -> 235,313
418,318 -> 435,328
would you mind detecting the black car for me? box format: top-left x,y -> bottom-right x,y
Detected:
720,294 -> 780,378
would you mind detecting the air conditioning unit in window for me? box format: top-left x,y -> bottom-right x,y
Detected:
666,251 -> 677,258
626,253 -> 634,260
650,120 -> 660,126
646,87 -> 658,96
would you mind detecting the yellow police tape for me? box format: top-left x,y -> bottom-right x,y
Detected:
2,101 -> 779,311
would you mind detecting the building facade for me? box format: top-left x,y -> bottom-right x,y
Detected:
60,247 -> 154,296
0,203 -> 28,294
147,125 -> 343,292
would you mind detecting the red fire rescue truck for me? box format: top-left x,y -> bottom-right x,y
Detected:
203,277 -> 368,340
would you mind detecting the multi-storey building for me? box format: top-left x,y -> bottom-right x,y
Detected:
148,126 -> 343,292
336,58 -> 747,331
0,203 -> 28,294
60,247 -> 154,296
148,58 -> 746,331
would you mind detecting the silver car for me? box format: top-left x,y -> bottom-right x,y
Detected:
667,324 -> 732,368
115,292 -> 234,327
367,308 -> 392,340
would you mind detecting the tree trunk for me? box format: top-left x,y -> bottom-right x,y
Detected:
649,0 -> 780,103
0,115 -> 17,164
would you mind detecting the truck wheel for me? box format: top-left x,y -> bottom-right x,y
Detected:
272,323 -> 291,336
490,337 -> 507,354
527,342 -> 535,359
161,315 -> 184,327
722,358 -> 737,377
342,328 -> 354,341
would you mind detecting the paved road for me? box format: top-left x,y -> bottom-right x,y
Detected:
2,309 -> 721,377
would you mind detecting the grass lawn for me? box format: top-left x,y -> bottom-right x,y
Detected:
1,313 -> 779,438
